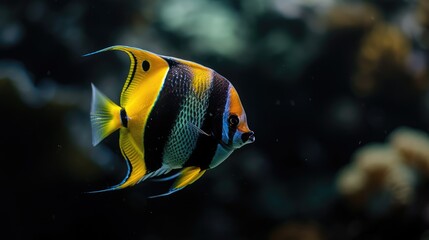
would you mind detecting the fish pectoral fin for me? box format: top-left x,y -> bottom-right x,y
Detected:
188,122 -> 211,137
147,167 -> 206,198
90,84 -> 122,146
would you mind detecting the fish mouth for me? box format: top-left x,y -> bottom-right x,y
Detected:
241,131 -> 255,143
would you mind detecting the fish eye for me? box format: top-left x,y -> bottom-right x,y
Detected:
142,60 -> 150,71
228,114 -> 239,127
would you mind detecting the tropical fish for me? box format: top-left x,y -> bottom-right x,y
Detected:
85,45 -> 255,197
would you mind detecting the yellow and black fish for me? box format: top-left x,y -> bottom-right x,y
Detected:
86,45 -> 254,197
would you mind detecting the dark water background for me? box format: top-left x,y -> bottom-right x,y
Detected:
1,0 -> 429,239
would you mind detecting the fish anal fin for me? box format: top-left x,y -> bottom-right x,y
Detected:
116,128 -> 147,189
86,129 -> 147,193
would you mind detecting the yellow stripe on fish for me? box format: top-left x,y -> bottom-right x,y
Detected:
176,58 -> 212,96
85,45 -> 255,197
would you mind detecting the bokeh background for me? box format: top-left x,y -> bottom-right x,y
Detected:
2,0 -> 429,239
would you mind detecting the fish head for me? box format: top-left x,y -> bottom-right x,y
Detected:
220,84 -> 255,150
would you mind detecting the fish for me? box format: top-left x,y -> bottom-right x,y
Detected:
85,45 -> 255,197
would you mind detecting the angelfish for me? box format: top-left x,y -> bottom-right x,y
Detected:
86,45 -> 255,197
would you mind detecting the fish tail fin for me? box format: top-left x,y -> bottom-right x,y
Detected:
90,83 -> 122,146
148,167 -> 206,198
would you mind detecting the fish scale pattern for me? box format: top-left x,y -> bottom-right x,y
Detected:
163,77 -> 211,168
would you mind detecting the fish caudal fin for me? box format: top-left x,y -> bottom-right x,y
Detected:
149,166 -> 206,198
90,84 -> 122,146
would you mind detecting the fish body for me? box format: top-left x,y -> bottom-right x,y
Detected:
87,45 -> 254,197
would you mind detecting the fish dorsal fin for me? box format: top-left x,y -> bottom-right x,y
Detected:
84,45 -> 170,107
114,46 -> 170,107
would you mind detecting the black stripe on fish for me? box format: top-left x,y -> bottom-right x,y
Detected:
144,58 -> 192,172
184,72 -> 230,169
227,123 -> 236,146
124,51 -> 138,91
120,108 -> 128,128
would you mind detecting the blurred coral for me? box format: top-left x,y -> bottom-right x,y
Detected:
271,0 -> 335,19
389,127 -> 429,175
338,126 -> 429,212
337,144 -> 414,207
324,3 -> 380,30
348,1 -> 429,99
352,22 -> 415,97
417,0 -> 429,27
2,0 -> 429,239
337,166 -> 366,200
156,0 -> 248,59
416,0 -> 429,46
268,222 -> 324,240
